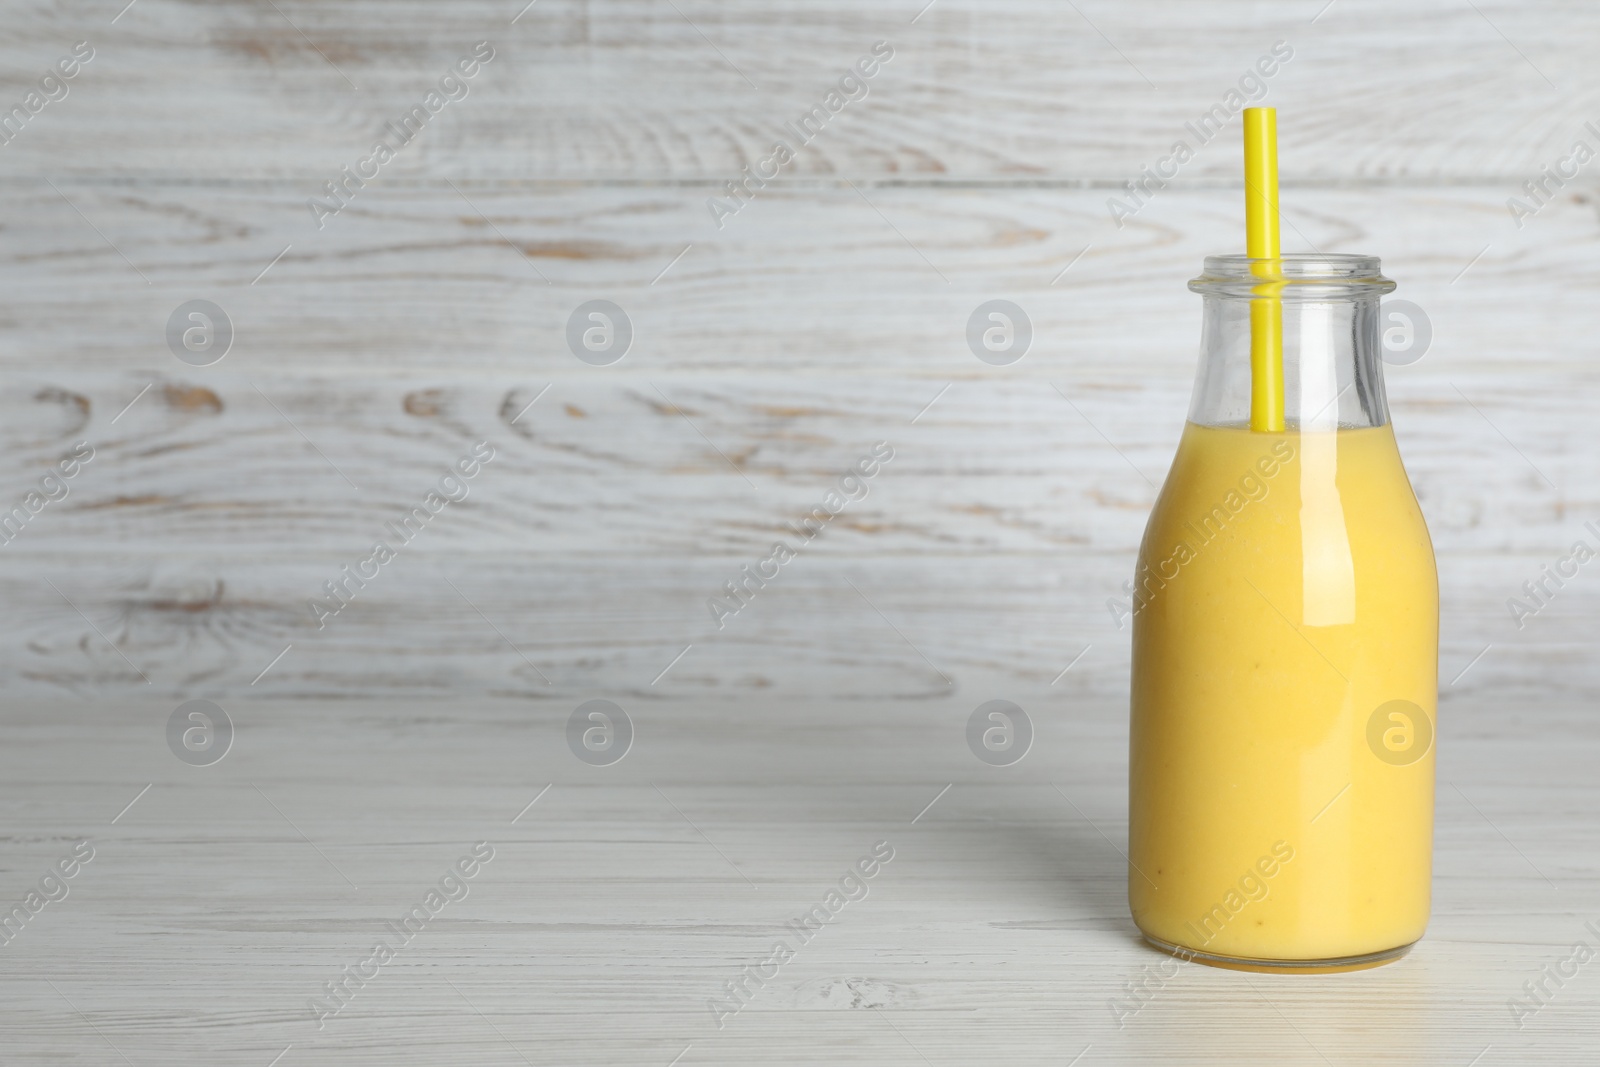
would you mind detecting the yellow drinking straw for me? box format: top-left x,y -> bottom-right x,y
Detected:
1243,107 -> 1284,433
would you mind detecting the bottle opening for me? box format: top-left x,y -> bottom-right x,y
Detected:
1190,253 -> 1396,300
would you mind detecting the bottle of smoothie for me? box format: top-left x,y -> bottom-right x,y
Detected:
1127,109 -> 1438,972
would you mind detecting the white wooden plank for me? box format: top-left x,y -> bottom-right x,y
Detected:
1,552 -> 1589,699
0,183 -> 1592,375
0,373 -> 1589,558
0,0 -> 1596,180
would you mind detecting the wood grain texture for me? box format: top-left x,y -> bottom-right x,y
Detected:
1,183 -> 1594,374
0,698 -> 1594,1064
0,372 -> 1587,554
6,551 -> 1591,701
0,182 -> 1593,697
1,0 -> 1597,181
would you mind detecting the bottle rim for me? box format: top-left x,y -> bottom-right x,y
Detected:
1189,253 -> 1397,299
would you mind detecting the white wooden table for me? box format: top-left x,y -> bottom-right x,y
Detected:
0,697 -> 1593,1065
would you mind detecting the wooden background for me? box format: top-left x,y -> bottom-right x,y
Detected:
0,0 -> 1596,703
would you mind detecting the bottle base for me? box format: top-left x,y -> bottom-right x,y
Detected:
1141,934 -> 1416,974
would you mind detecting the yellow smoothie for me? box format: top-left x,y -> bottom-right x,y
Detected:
1128,421 -> 1437,965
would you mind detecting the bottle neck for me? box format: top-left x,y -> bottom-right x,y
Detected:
1186,254 -> 1396,431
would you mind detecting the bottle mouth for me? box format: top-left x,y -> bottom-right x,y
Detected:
1189,253 -> 1396,299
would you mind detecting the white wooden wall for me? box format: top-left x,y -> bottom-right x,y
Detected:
1,0 -> 1596,702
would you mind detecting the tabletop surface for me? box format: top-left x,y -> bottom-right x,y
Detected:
1,696 -> 1593,1066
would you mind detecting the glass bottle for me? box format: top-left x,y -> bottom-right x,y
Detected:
1127,253 -> 1438,972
